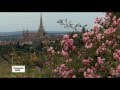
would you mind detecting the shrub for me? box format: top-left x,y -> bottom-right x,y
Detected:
51,12 -> 120,78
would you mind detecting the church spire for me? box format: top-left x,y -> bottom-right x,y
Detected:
39,13 -> 43,28
38,13 -> 46,37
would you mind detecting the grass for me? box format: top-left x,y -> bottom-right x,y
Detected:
0,58 -> 51,78
0,59 -> 11,78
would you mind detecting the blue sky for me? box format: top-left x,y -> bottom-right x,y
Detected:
0,12 -> 105,32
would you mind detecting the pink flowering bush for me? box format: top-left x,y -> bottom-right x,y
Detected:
80,12 -> 120,78
47,12 -> 120,78
60,32 -> 84,57
53,64 -> 75,78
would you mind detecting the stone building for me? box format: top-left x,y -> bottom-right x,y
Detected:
19,13 -> 48,45
37,13 -> 46,39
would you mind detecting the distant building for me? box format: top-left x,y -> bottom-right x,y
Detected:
37,13 -> 46,39
19,13 -> 48,45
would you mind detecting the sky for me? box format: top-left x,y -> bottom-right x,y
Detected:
0,12 -> 105,32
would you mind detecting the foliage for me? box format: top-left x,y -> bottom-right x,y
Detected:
57,19 -> 88,33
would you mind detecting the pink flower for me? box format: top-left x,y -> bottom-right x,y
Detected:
105,13 -> 109,17
96,50 -> 99,55
101,47 -> 106,52
83,72 -> 88,78
64,46 -> 69,51
61,40 -> 65,46
71,45 -> 77,51
61,50 -> 69,57
57,51 -> 60,54
78,68 -> 84,73
83,36 -> 90,42
96,44 -> 108,54
96,75 -> 101,78
95,17 -> 103,24
94,25 -> 100,33
84,71 -> 94,78
117,50 -> 120,55
95,17 -> 99,23
85,43 -> 93,48
113,20 -> 117,26
89,31 -> 94,36
96,33 -> 102,40
63,34 -> 69,40
108,12 -> 112,16
56,64 -> 74,78
82,59 -> 91,66
47,46 -> 53,52
102,36 -> 105,39
110,68 -> 116,76
72,75 -> 76,78
105,40 -> 112,46
117,18 -> 120,25
113,50 -> 120,61
84,68 -> 101,78
116,65 -> 120,76
73,34 -> 78,38
110,65 -> 120,77
53,69 -> 57,73
68,39 -> 74,46
104,27 -> 116,35
83,32 -> 90,37
113,43 -> 119,48
108,76 -> 112,78
51,50 -> 55,55
64,39 -> 74,46
97,57 -> 105,65
87,68 -> 94,74
95,63 -> 99,68
112,16 -> 116,21
60,64 -> 66,68
113,53 -> 119,60
66,59 -> 73,63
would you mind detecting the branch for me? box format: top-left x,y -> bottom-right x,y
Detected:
57,19 -> 88,33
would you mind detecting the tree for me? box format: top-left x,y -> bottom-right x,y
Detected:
34,39 -> 44,52
16,41 -> 20,49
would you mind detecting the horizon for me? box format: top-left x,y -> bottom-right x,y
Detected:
0,12 -> 105,32
0,29 -> 78,33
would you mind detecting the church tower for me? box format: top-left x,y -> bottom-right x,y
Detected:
38,13 -> 46,38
